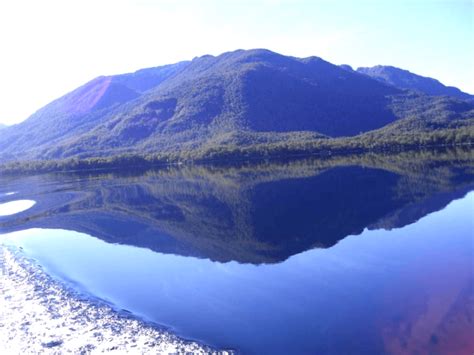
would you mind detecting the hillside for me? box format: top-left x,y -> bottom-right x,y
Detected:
0,49 -> 473,164
0,61 -> 189,161
357,65 -> 473,100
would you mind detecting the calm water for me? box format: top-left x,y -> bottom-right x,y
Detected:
1,152 -> 473,354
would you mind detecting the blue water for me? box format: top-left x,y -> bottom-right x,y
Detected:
0,158 -> 473,354
1,192 -> 472,354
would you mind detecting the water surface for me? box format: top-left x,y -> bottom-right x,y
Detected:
1,151 -> 473,354
0,199 -> 36,216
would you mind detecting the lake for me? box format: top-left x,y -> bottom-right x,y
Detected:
1,150 -> 473,354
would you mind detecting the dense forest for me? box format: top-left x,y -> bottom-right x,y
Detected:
1,127 -> 472,174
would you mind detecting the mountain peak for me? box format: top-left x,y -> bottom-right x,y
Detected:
357,65 -> 472,100
339,64 -> 354,72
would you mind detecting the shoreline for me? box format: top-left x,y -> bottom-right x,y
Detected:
0,245 -> 228,354
0,143 -> 472,177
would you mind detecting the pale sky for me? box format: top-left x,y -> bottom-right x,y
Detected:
0,0 -> 472,125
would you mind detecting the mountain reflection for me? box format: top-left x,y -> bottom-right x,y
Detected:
1,149 -> 473,264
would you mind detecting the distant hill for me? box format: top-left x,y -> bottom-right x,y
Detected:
357,65 -> 473,100
0,49 -> 472,164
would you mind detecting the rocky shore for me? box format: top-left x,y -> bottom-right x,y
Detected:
0,246 -> 228,354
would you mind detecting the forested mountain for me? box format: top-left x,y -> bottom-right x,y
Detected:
0,49 -> 472,164
357,65 -> 473,100
0,61 -> 189,161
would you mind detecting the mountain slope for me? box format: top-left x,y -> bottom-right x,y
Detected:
366,93 -> 474,138
50,49 -> 403,157
0,62 -> 189,160
357,65 -> 473,100
0,49 -> 473,163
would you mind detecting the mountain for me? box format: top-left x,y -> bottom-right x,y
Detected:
0,61 -> 189,161
0,49 -> 472,164
0,123 -> 6,130
357,65 -> 473,100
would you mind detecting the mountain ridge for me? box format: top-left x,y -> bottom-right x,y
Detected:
357,65 -> 473,100
0,49 -> 472,165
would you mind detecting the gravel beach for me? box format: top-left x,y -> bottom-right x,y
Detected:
0,246 -> 227,354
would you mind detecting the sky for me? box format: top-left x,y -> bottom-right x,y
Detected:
0,0 -> 472,125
